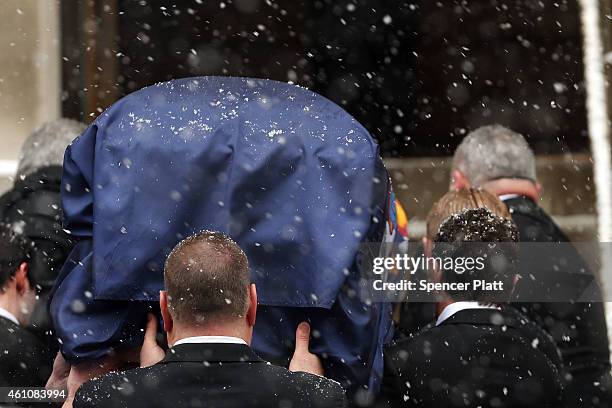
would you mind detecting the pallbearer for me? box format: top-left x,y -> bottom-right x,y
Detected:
49,77 -> 407,398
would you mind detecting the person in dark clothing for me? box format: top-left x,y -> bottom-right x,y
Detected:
0,315 -> 54,387
451,125 -> 612,407
0,166 -> 73,296
0,119 -> 84,341
0,225 -> 54,387
381,192 -> 563,408
75,338 -> 346,408
505,195 -> 612,406
384,307 -> 563,408
73,231 -> 346,408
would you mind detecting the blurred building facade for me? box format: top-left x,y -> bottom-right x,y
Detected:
52,0 -> 600,239
0,1 -> 606,233
0,0 -> 61,191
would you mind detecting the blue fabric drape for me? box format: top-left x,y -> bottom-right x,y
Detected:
49,76 -> 403,393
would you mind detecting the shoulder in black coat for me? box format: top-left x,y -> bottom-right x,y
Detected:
0,316 -> 54,387
74,343 -> 347,408
505,196 -> 612,406
380,308 -> 563,408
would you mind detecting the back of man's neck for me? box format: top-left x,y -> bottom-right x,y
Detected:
435,298 -> 453,317
0,297 -> 20,325
481,178 -> 539,202
169,322 -> 250,346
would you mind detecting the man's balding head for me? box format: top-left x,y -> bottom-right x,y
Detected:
164,231 -> 250,326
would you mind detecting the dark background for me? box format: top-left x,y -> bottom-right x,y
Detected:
60,0 -> 588,157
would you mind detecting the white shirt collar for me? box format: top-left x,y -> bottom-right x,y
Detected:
498,193 -> 520,202
0,307 -> 19,325
173,335 -> 247,347
436,301 -> 500,326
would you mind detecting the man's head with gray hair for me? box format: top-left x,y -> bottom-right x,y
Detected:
451,125 -> 537,187
17,119 -> 86,178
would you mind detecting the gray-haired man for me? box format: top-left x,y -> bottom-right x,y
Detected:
451,124 -> 612,407
451,124 -> 540,198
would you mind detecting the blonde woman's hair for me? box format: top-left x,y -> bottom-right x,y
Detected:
426,188 -> 511,239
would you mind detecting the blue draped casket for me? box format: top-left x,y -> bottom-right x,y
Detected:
49,77 -> 405,394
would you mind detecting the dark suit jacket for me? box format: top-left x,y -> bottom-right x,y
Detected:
74,343 -> 347,408
380,308 -> 563,408
0,316 -> 54,387
506,196 -> 612,406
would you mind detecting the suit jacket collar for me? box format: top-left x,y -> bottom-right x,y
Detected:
436,301 -> 500,326
440,307 -> 520,331
503,195 -> 538,213
160,343 -> 265,364
0,307 -> 19,326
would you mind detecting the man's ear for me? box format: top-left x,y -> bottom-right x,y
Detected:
14,262 -> 30,295
246,284 -> 257,328
535,181 -> 542,197
509,274 -> 521,298
422,237 -> 432,257
430,254 -> 443,284
451,169 -> 470,191
159,291 -> 173,333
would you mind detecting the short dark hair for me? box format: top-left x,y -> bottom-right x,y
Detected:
0,224 -> 31,289
164,230 -> 250,325
432,208 -> 519,302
